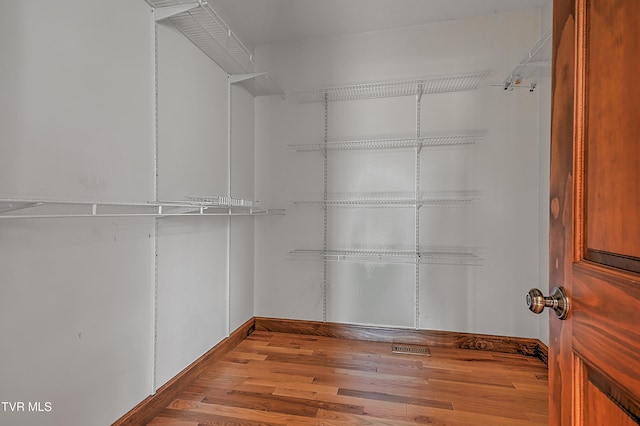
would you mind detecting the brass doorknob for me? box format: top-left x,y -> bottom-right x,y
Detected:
526,286 -> 570,320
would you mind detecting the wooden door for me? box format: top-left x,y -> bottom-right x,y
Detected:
550,0 -> 640,424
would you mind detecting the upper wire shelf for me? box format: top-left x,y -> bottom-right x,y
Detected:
289,134 -> 483,152
0,197 -> 285,219
146,0 -> 283,97
503,29 -> 552,91
294,191 -> 481,207
291,71 -> 489,104
289,248 -> 482,266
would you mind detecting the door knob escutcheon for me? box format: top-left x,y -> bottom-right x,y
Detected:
527,286 -> 569,320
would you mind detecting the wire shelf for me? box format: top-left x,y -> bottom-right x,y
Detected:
504,29 -> 552,91
418,249 -> 482,265
294,191 -> 481,207
186,195 -> 254,207
289,134 -> 483,152
0,198 -> 285,219
289,248 -> 482,265
291,71 -> 489,104
290,249 -> 418,264
296,197 -> 416,207
146,0 -> 283,97
418,191 -> 481,206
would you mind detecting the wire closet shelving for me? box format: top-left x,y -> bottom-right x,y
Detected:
0,197 -> 285,219
294,191 -> 481,207
289,71 -> 487,267
291,72 -> 489,104
146,0 -> 283,96
289,71 -> 488,327
503,29 -> 552,91
289,248 -> 482,266
289,134 -> 483,152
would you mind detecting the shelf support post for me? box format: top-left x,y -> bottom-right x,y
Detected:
151,11 -> 161,394
322,90 -> 329,323
416,82 -> 425,154
414,85 -> 423,330
226,76 -> 233,337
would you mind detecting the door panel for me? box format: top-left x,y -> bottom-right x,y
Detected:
584,0 -> 640,270
573,263 -> 640,421
585,378 -> 638,426
551,0 -> 640,424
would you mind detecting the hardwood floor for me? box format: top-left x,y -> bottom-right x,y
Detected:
148,331 -> 548,425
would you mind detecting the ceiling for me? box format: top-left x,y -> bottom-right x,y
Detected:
208,0 -> 549,47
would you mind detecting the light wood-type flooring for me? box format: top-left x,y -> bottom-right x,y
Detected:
148,331 -> 548,425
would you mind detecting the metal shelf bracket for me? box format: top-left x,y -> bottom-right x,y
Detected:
154,2 -> 200,21
503,29 -> 551,92
229,73 -> 268,84
416,81 -> 425,103
0,201 -> 43,214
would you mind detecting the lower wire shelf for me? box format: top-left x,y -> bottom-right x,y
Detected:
0,198 -> 285,219
289,134 -> 483,152
289,248 -> 482,265
294,191 -> 481,207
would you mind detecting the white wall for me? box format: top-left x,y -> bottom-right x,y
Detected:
255,9 -> 547,339
0,2 -> 154,425
154,20 -> 229,389
230,85 -> 256,330
0,1 -> 256,425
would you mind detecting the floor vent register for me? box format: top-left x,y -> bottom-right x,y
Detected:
391,343 -> 431,356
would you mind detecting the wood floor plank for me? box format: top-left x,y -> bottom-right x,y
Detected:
271,387 -> 317,400
198,387 -> 365,418
315,408 -> 420,426
155,408 -> 284,425
309,390 -> 411,417
146,418 -> 199,426
185,400 -> 319,425
244,378 -> 339,395
406,404 -> 548,426
424,379 -> 547,405
312,371 -> 433,398
147,330 -> 548,425
337,388 -> 454,410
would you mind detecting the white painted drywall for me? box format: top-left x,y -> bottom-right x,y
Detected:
230,84 -> 256,330
0,1 -> 154,201
0,1 -> 155,425
0,1 -> 257,424
155,217 -> 228,387
0,219 -> 155,425
156,23 -> 229,200
254,9 -> 547,338
154,21 -> 229,389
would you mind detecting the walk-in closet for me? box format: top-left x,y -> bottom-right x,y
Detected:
0,1 -> 554,424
